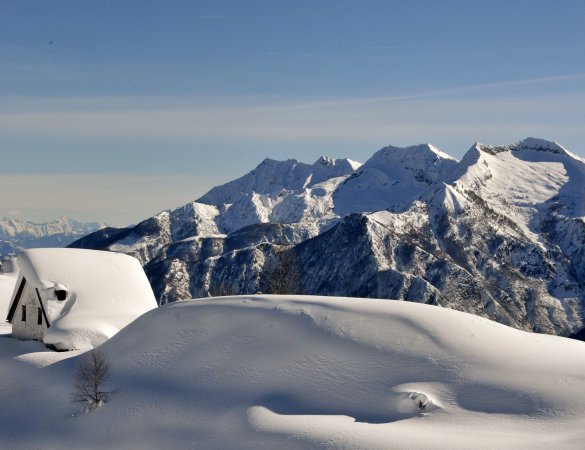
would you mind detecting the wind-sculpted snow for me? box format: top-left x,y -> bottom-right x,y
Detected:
2,296 -> 585,448
71,138 -> 585,337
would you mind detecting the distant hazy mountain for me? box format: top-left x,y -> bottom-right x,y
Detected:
71,138 -> 585,337
0,217 -> 106,264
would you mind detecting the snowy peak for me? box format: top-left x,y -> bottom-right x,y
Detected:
311,156 -> 362,179
513,137 -> 567,154
448,137 -> 585,244
454,137 -> 584,187
313,155 -> 334,166
313,155 -> 362,172
198,158 -> 303,205
333,143 -> 459,216
364,143 -> 459,184
198,156 -> 358,206
474,138 -> 578,160
373,142 -> 456,161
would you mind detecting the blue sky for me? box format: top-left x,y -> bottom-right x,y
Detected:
2,0 -> 585,225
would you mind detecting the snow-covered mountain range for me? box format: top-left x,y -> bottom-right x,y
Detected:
0,217 -> 106,264
71,138 -> 585,337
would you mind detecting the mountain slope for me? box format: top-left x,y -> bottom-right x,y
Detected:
199,156 -> 361,206
71,138 -> 585,336
333,143 -> 458,216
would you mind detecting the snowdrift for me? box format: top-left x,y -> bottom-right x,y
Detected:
0,273 -> 16,317
0,259 -> 18,317
2,295 -> 583,449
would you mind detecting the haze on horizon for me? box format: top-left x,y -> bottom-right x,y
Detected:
2,0 -> 585,227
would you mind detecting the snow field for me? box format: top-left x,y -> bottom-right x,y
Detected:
1,294 -> 585,448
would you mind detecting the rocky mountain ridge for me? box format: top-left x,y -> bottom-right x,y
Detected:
71,138 -> 585,337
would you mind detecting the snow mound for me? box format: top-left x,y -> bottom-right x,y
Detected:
2,295 -> 585,448
14,248 -> 157,350
0,258 -> 18,319
0,274 -> 17,318
68,294 -> 585,449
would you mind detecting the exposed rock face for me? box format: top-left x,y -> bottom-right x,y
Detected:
71,138 -> 585,336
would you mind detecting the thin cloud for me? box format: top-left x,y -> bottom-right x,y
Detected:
370,45 -> 451,50
242,52 -> 317,57
195,15 -> 292,20
1,73 -> 584,151
265,72 -> 585,111
1,92 -> 584,144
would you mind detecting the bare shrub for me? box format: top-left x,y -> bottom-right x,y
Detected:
71,348 -> 111,410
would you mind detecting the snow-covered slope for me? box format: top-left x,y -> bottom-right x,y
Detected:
0,260 -> 17,318
0,217 -> 106,261
449,138 -> 585,240
1,295 -> 585,449
197,156 -> 361,236
198,156 -> 361,206
71,138 -> 585,337
334,143 -> 458,216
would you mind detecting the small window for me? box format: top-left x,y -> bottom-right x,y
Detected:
37,308 -> 42,325
21,305 -> 26,322
55,290 -> 67,301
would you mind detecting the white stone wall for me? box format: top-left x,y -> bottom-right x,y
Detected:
12,281 -> 47,342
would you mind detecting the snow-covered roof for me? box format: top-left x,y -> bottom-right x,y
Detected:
8,248 -> 157,350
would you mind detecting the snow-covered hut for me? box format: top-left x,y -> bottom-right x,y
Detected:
6,248 -> 157,351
